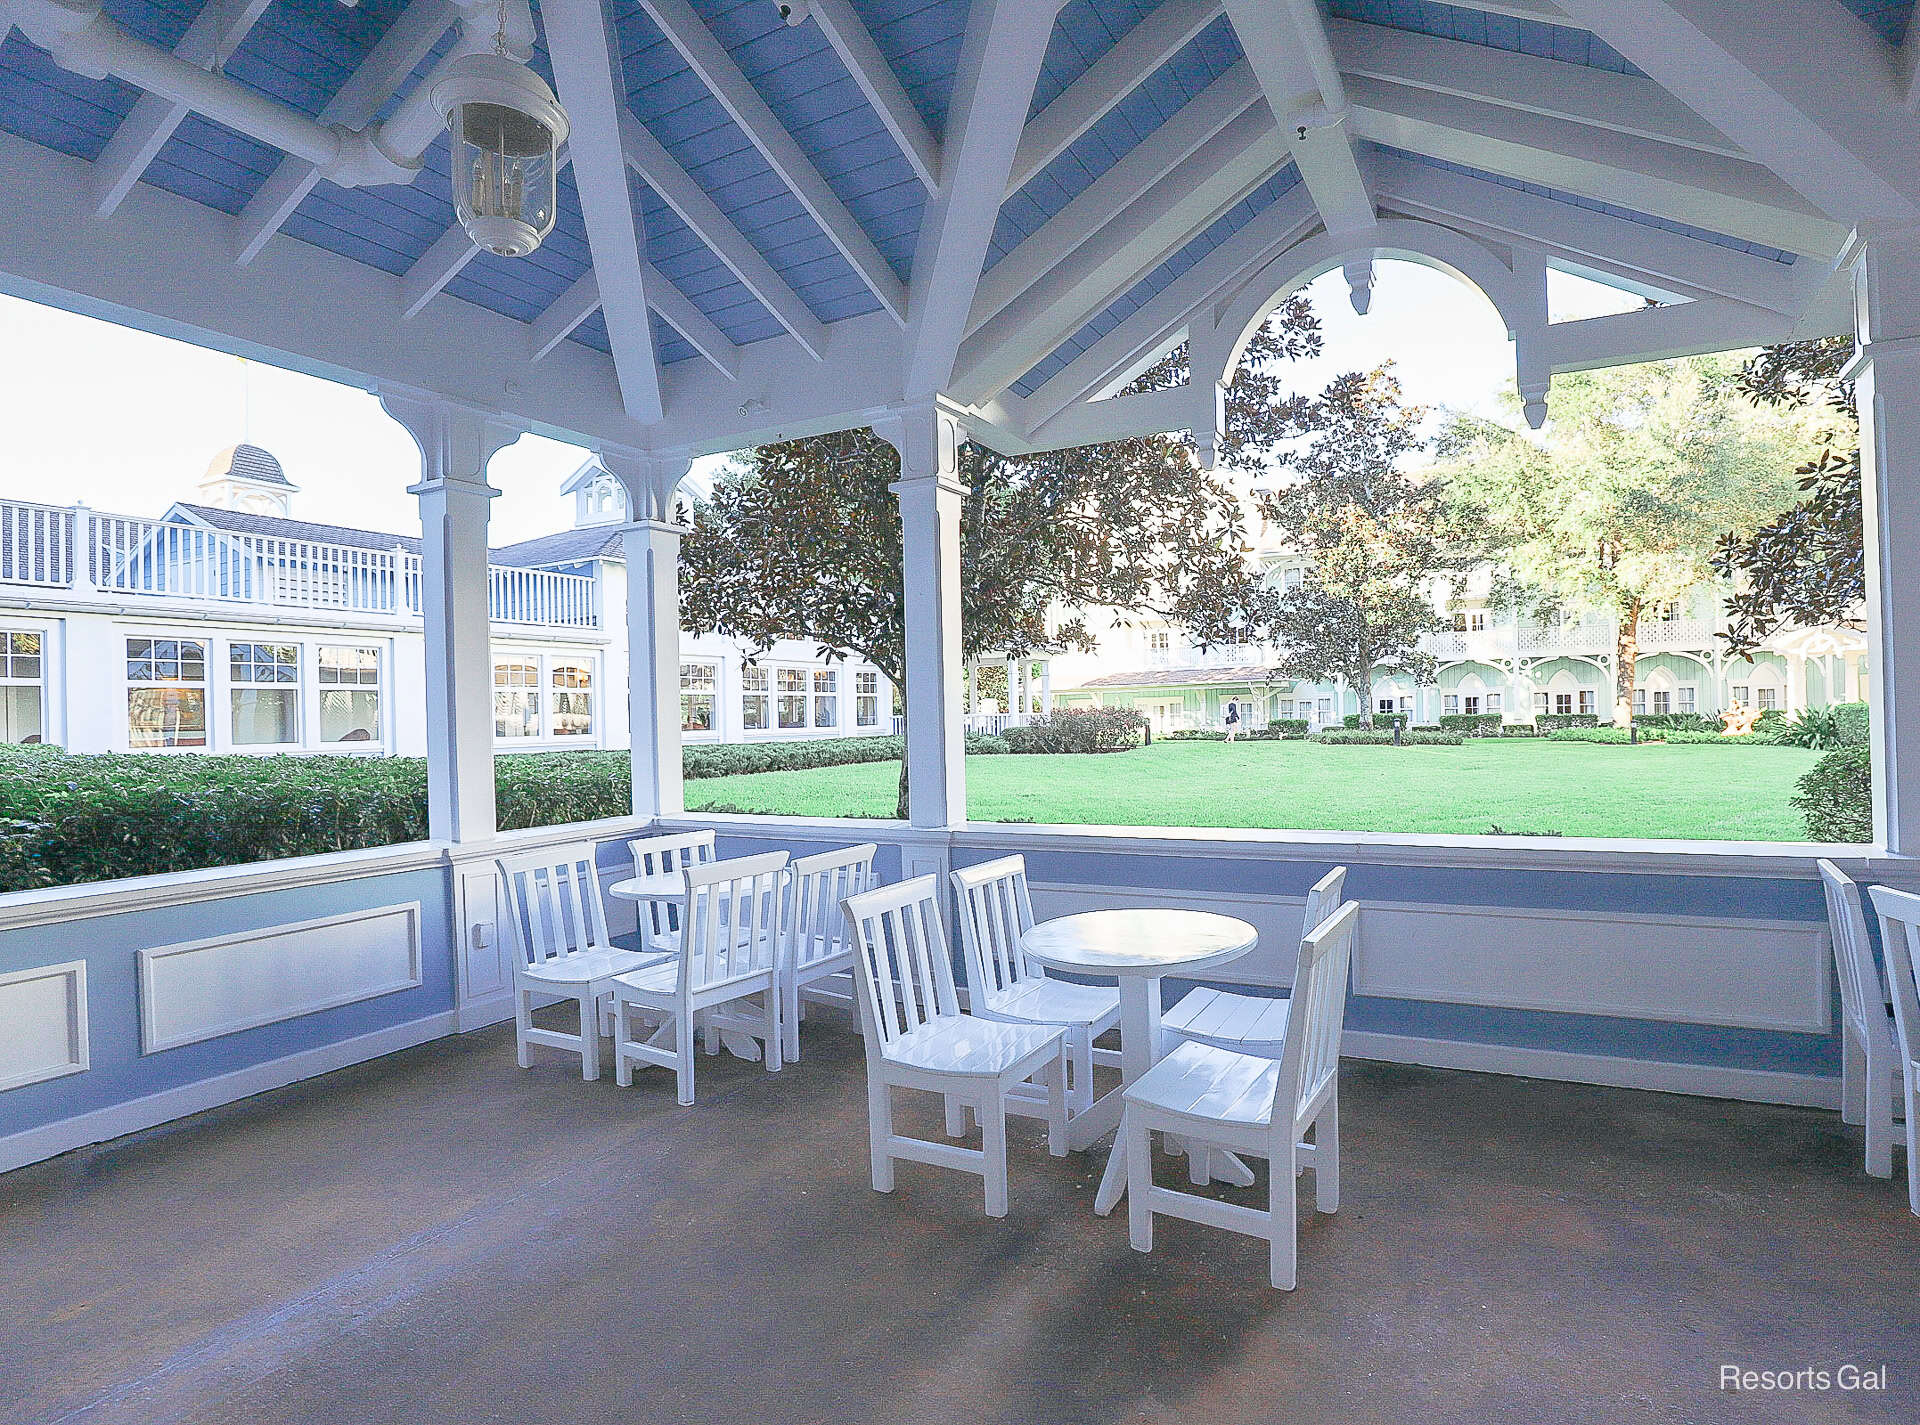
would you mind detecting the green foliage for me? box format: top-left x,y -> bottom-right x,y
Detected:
1773,702 -> 1870,751
1002,707 -> 1145,754
1547,726 -> 1666,744
1438,713 -> 1505,736
1267,718 -> 1310,736
1312,729 -> 1464,746
1661,730 -> 1760,744
1631,713 -> 1720,732
1793,746 -> 1871,843
1498,723 -> 1540,737
1342,711 -> 1408,729
1535,713 -> 1601,730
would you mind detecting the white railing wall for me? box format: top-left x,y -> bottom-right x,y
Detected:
0,499 -> 77,587
488,564 -> 597,628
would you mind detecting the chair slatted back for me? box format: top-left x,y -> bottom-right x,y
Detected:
495,843 -> 617,968
1272,901 -> 1360,1138
951,855 -> 1039,1008
789,843 -> 877,972
1820,860 -> 1890,1052
677,852 -> 789,993
1301,866 -> 1348,940
628,830 -> 716,945
1867,885 -> 1920,1076
844,875 -> 961,1059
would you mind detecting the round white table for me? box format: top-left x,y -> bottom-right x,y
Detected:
1021,908 -> 1258,1215
605,869 -> 759,1062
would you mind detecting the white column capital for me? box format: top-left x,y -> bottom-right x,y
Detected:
875,401 -> 970,496
378,385 -> 521,494
601,446 -> 694,523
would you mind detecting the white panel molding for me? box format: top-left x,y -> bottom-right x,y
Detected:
0,1010 -> 454,1175
0,960 -> 89,1092
138,902 -> 424,1053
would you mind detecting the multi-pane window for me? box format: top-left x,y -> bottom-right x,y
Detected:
1279,699 -> 1295,719
1651,690 -> 1672,715
1315,696 -> 1332,722
1443,694 -> 1460,715
813,669 -> 838,728
1147,630 -> 1170,652
1534,692 -> 1549,715
494,662 -> 539,738
1732,683 -> 1751,705
742,664 -> 769,731
1757,686 -> 1779,711
855,669 -> 880,727
1634,689 -> 1647,714
1579,690 -> 1596,715
318,646 -> 380,744
1678,686 -> 1698,714
0,631 -> 43,744
1451,613 -> 1467,633
1463,695 -> 1482,715
552,665 -> 593,737
1553,692 -> 1573,716
680,661 -> 716,733
127,638 -> 208,748
1283,568 -> 1303,591
1487,692 -> 1503,713
776,668 -> 807,729
1377,697 -> 1396,715
229,643 -> 301,745
1470,612 -> 1487,632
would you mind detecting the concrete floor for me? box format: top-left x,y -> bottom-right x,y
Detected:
3,1016 -> 1915,1425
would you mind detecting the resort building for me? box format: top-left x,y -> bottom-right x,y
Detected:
0,447 -> 890,755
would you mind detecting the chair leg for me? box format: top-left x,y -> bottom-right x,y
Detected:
1841,1026 -> 1865,1125
1045,1049 -> 1068,1157
675,1006 -> 697,1106
1905,1081 -> 1920,1218
982,1096 -> 1010,1218
763,991 -> 782,1073
703,1017 -> 720,1056
1865,1043 -> 1894,1179
614,998 -> 634,1088
1126,1111 -> 1154,1253
1071,1028 -> 1095,1116
944,1095 -> 969,1136
1187,1138 -> 1212,1186
578,993 -> 600,1081
782,978 -> 802,1064
1270,1141 -> 1298,1291
514,987 -> 533,1069
1316,1092 -> 1341,1213
867,1076 -> 895,1193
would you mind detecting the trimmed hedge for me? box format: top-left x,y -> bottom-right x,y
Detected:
1794,746 -> 1871,842
1342,712 -> 1409,729
1438,713 -> 1505,737
1498,724 -> 1540,737
1267,718 -> 1310,736
682,733 -> 1005,779
1535,714 -> 1601,731
1546,726 -> 1664,744
1631,713 -> 1719,733
1002,706 -> 1145,754
1312,729 -> 1464,746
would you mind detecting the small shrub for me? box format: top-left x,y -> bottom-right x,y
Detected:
1794,746 -> 1871,842
683,734 -> 909,779
1498,724 -> 1540,737
1312,729 -> 1463,746
1000,706 -> 1145,754
1485,824 -> 1564,837
965,734 -> 1011,755
1265,719 -> 1310,737
1164,729 -> 1226,741
1632,713 -> 1718,733
1536,713 -> 1601,731
1546,726 -> 1667,744
1342,711 -> 1409,729
1437,713 -> 1505,737
1409,724 -> 1443,733
1832,701 -> 1871,749
1774,705 -> 1868,751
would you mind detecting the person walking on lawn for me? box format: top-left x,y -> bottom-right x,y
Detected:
1224,701 -> 1241,742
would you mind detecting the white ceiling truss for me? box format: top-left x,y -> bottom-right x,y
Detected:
0,0 -> 1897,463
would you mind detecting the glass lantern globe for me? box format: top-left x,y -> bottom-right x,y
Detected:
432,52 -> 570,258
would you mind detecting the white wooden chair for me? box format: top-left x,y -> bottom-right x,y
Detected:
496,843 -> 673,1081
780,842 -> 878,1063
610,851 -> 789,1105
844,875 -> 1069,1218
1122,900 -> 1360,1289
626,829 -> 717,952
950,855 -> 1120,1114
1819,860 -> 1902,1179
1864,885 -> 1920,1216
1160,866 -> 1347,1057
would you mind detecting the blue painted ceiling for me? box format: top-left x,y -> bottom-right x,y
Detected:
0,0 -> 1852,388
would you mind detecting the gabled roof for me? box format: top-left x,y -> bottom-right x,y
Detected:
489,528 -> 626,568
1076,665 -> 1278,690
172,504 -> 421,555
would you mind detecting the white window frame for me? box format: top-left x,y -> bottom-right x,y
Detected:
125,634 -> 211,752
775,666 -> 809,732
1678,685 -> 1698,714
493,657 -> 543,742
0,625 -> 48,746
855,669 -> 880,727
680,660 -> 719,737
316,644 -> 384,749
227,640 -> 304,750
742,663 -> 771,733
1578,689 -> 1596,716
550,662 -> 596,740
490,649 -> 602,746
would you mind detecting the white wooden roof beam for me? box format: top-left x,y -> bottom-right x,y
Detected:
1427,0 -> 1568,19
1225,0 -> 1375,238
1345,76 -> 1847,256
955,109 -> 1288,404
1544,297 -> 1798,371
530,269 -> 741,380
544,0 -> 663,424
90,0 -> 276,217
1008,0 -> 1225,195
805,0 -> 940,190
901,0 -> 1063,399
1329,18 -> 1743,158
233,0 -> 457,265
636,0 -> 906,323
968,61 -> 1262,339
619,110 -> 827,360
1552,0 -> 1920,229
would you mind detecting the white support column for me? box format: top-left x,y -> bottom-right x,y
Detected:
876,404 -> 969,829
603,448 -> 693,822
380,388 -> 520,844
1040,660 -> 1053,716
1846,230 -> 1920,852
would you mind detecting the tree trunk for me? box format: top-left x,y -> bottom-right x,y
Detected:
1614,599 -> 1641,728
895,758 -> 909,822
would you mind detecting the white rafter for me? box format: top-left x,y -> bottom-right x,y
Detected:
1008,0 -> 1224,195
805,0 -> 939,190
529,268 -> 741,379
900,0 -> 1062,399
1552,0 -> 1920,230
1544,297 -> 1793,371
635,0 -> 906,323
233,0 -> 456,265
1224,0 -> 1374,237
1346,76 -> 1847,256
530,273 -> 603,362
544,0 -> 663,424
1330,19 -> 1743,158
968,61 -> 1262,340
955,109 -> 1287,404
90,0 -> 275,218
619,110 -> 827,361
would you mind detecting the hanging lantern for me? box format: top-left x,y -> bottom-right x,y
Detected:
432,50 -> 568,258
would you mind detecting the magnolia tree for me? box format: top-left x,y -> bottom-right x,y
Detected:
1437,357 -> 1815,724
1253,367 -> 1486,725
678,300 -> 1324,817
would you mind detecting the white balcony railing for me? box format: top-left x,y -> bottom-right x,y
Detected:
1,500 -> 600,630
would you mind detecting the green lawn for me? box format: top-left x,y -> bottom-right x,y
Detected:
685,738 -> 1825,840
